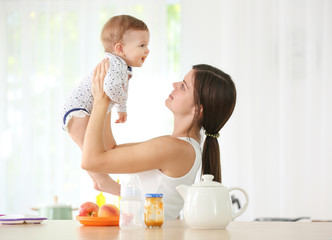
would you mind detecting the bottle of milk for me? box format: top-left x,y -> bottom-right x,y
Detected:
119,174 -> 144,230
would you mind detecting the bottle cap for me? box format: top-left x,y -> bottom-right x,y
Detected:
120,174 -> 143,198
145,193 -> 163,198
96,192 -> 106,207
121,186 -> 142,197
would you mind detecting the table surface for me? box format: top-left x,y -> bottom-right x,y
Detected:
1,220 -> 332,240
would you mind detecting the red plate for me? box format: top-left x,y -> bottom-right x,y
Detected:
76,215 -> 119,226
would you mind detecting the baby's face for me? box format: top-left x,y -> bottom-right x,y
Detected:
120,29 -> 150,67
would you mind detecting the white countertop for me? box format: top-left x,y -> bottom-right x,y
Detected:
1,219 -> 331,240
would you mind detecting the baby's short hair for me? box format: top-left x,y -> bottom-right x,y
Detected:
101,15 -> 148,52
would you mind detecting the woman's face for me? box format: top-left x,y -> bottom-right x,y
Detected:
165,69 -> 196,116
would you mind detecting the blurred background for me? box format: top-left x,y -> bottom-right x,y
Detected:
0,0 -> 331,221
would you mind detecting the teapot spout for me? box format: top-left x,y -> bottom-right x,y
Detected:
176,184 -> 189,200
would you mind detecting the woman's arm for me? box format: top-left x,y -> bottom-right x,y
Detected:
82,59 -> 195,177
103,111 -> 115,150
82,59 -> 112,162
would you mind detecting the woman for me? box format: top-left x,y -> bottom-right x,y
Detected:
81,59 -> 236,219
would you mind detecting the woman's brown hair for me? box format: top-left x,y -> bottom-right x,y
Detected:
191,64 -> 236,183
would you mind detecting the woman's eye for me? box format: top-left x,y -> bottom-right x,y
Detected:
181,83 -> 185,90
140,44 -> 145,47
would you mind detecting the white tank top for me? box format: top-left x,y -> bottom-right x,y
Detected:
136,137 -> 202,220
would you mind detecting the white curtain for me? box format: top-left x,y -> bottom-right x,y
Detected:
0,0 -> 172,214
181,0 -> 332,220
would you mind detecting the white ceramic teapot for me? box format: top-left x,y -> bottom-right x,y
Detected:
176,174 -> 249,229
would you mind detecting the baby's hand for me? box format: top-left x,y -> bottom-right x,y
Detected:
115,112 -> 127,123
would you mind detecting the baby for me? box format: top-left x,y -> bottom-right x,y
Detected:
60,15 -> 150,193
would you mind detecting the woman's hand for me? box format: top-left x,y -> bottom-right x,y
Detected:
82,58 -> 114,172
92,58 -> 111,104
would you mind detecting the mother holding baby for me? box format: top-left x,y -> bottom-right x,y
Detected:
81,59 -> 237,220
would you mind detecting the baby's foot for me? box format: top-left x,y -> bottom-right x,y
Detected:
96,177 -> 120,196
88,171 -> 102,191
88,172 -> 120,196
93,181 -> 101,191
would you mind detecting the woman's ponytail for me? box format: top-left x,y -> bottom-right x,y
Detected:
202,136 -> 221,182
191,64 -> 236,183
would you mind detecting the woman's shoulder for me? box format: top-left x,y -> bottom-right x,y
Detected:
146,135 -> 196,155
150,135 -> 190,144
147,136 -> 197,178
152,135 -> 199,144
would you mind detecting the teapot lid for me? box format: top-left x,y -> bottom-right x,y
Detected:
192,174 -> 222,187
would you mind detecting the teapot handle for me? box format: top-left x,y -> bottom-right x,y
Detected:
228,187 -> 249,219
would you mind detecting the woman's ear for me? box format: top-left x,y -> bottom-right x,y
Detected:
199,105 -> 203,117
114,43 -> 124,56
198,105 -> 203,118
192,105 -> 203,117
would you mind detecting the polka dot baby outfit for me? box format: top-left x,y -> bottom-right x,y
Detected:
60,53 -> 132,131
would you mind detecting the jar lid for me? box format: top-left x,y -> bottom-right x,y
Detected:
145,193 -> 163,198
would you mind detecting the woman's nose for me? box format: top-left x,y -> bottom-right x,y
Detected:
145,48 -> 150,54
172,82 -> 180,88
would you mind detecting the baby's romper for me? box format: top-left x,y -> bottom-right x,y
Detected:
60,53 -> 132,131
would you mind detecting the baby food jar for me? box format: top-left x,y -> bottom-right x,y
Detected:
144,193 -> 164,228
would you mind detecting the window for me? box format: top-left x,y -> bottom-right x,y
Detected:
0,0 -> 181,215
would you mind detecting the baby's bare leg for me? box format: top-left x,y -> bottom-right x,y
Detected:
67,115 -> 120,196
67,116 -> 89,150
91,112 -> 120,196
67,116 -> 99,189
